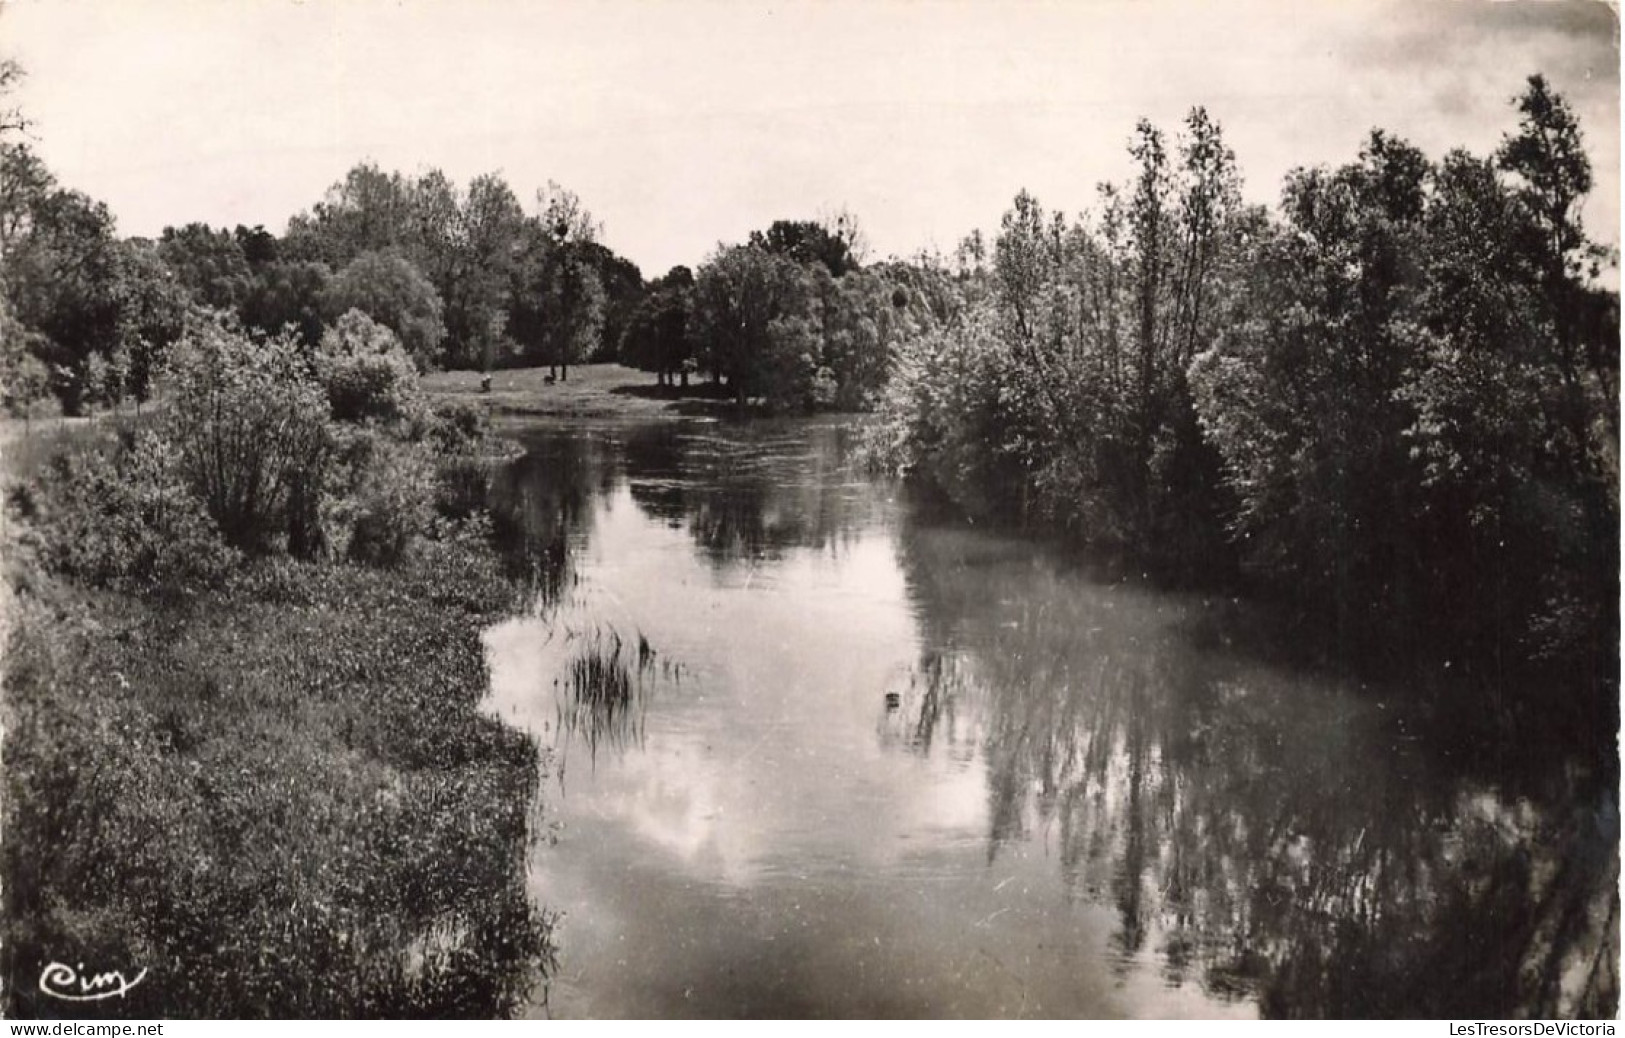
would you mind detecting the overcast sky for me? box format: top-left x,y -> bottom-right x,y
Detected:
3,0 -> 1618,275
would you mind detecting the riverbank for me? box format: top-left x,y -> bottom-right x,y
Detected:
423,364 -> 733,420
2,493 -> 556,1017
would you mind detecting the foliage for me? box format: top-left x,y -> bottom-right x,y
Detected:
0,142 -> 193,411
333,430 -> 437,567
871,305 -> 1030,519
688,239 -> 924,412
161,316 -> 332,554
508,238 -> 605,380
323,250 -> 447,370
1,537 -> 555,1017
0,300 -> 54,419
422,397 -> 491,455
113,239 -> 193,403
12,429 -> 238,594
239,259 -> 332,346
1190,81 -> 1617,668
506,184 -> 607,380
2,183 -> 125,412
749,217 -> 862,277
619,265 -> 695,386
315,309 -> 426,424
876,80 -> 1617,677
877,109 -> 1244,567
1190,130 -> 1433,629
575,240 -> 643,362
158,222 -> 253,311
691,245 -> 810,409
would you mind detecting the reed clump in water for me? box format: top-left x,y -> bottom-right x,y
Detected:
555,627 -> 666,765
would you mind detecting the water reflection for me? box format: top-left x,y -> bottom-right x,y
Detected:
482,417 -> 1617,1019
487,420 -> 881,586
892,522 -> 1620,1018
621,420 -> 882,564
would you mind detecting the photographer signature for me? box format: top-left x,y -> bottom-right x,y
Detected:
38,961 -> 148,1002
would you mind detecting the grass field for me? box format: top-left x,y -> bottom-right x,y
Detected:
423,364 -> 732,420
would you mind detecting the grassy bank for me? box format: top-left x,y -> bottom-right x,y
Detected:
2,528 -> 555,1018
0,315 -> 561,1018
423,364 -> 733,420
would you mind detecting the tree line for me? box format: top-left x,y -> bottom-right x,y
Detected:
872,75 -> 1617,688
2,53 -> 941,420
618,215 -> 962,411
0,146 -> 646,415
1,58 -> 1615,682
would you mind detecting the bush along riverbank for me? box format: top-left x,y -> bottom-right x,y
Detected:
1,310 -> 556,1018
869,79 -> 1618,719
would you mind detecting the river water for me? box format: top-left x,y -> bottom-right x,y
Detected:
480,416 -> 1618,1019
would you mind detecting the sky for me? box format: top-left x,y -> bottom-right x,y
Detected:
3,0 -> 1619,276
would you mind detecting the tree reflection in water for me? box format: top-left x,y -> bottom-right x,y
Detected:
490,419 -> 879,577
485,425 -> 619,609
621,420 -> 878,565
486,417 -> 1615,1018
892,522 -> 1618,1018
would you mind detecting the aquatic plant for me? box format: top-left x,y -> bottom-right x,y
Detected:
553,626 -> 664,766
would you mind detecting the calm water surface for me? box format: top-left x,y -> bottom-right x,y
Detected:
481,417 -> 1617,1019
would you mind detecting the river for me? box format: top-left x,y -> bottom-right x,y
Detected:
480,416 -> 1618,1019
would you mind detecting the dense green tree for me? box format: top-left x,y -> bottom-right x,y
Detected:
322,249 -> 447,369
620,266 -> 695,386
875,110 -> 1245,558
691,245 -> 817,410
283,162 -> 417,266
1190,131 -> 1433,640
576,240 -> 643,362
233,223 -> 279,267
1494,74 -> 1616,492
0,143 -> 52,261
749,217 -> 861,277
446,173 -> 526,369
3,186 -> 125,411
157,223 -> 252,311
240,259 -> 332,346
506,185 -> 606,380
113,238 -> 192,403
508,183 -> 621,379
0,298 -> 53,420
689,218 -> 911,412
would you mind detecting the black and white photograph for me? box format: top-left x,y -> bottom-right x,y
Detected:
0,0 -> 1618,1021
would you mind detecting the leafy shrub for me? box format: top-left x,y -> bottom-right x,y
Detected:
334,430 -> 435,567
434,454 -> 493,522
18,430 -> 238,594
322,250 -> 448,370
0,303 -> 55,421
421,398 -> 489,455
162,316 -> 332,553
316,309 -> 426,424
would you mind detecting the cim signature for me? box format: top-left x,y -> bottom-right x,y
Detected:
39,961 -> 148,1002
